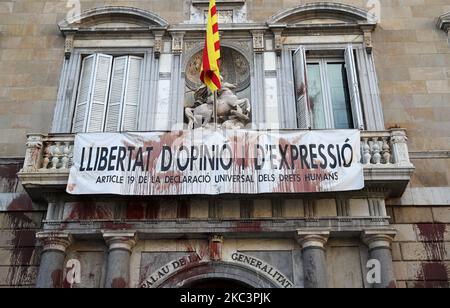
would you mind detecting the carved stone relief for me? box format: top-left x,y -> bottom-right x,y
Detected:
185,47 -> 250,92
184,46 -> 252,129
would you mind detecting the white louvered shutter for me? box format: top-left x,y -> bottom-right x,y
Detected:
105,56 -> 128,132
293,47 -> 311,129
345,45 -> 365,130
73,55 -> 95,133
122,56 -> 143,131
86,54 -> 113,132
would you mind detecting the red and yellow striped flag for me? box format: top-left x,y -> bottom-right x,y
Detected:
200,0 -> 221,92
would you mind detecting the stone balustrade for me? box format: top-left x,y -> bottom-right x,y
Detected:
18,129 -> 414,197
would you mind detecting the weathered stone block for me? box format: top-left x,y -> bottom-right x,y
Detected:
393,207 -> 434,223
349,199 -> 370,217
221,200 -> 240,218
392,224 -> 418,242
392,242 -> 402,261
283,199 -> 304,218
190,200 -> 209,219
432,208 -> 450,223
316,199 -> 337,217
254,199 -> 272,218
393,261 -> 423,280
400,242 -> 450,261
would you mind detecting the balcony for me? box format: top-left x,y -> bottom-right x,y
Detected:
18,129 -> 414,199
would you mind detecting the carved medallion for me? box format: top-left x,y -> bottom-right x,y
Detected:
185,47 -> 250,92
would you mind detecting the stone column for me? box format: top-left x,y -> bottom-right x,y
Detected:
103,231 -> 137,288
297,231 -> 330,288
36,231 -> 72,288
363,230 -> 397,288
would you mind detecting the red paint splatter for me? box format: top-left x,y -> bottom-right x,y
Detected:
416,224 -> 447,260
209,240 -> 222,261
414,262 -> 450,288
6,196 -> 38,286
111,278 -> 127,288
0,164 -> 21,192
414,224 -> 449,288
126,200 -> 146,219
7,194 -> 33,211
66,201 -> 113,220
51,269 -> 63,288
233,221 -> 262,233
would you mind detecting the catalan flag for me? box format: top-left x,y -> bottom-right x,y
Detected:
200,0 -> 221,92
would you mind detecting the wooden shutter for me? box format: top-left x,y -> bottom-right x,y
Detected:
73,55 -> 95,133
105,56 -> 128,132
105,56 -> 143,132
293,47 -> 311,129
345,45 -> 365,130
86,54 -> 113,132
122,56 -> 143,131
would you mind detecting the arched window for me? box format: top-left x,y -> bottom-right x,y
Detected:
53,7 -> 168,133
268,3 -> 384,131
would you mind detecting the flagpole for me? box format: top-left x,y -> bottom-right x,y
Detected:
214,90 -> 218,130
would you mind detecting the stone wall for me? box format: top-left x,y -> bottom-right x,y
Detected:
387,205 -> 450,287
0,160 -> 44,287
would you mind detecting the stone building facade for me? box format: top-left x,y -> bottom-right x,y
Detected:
0,0 -> 449,288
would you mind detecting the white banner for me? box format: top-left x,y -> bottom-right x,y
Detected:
67,129 -> 364,196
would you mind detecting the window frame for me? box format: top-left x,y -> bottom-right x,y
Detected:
281,42 -> 385,131
52,47 -> 156,134
305,56 -> 352,129
71,53 -> 145,133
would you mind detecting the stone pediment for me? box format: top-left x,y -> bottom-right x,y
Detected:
267,2 -> 376,27
58,6 -> 169,33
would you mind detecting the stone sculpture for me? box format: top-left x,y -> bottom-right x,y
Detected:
184,78 -> 251,129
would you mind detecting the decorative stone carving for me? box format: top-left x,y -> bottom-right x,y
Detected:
185,47 -> 250,92
252,31 -> 265,53
209,235 -> 223,261
171,32 -> 185,54
36,231 -> 73,252
362,27 -> 373,54
153,31 -> 164,58
184,79 -> 251,129
188,1 -> 248,24
22,134 -> 44,172
272,28 -> 284,55
64,34 -> 74,59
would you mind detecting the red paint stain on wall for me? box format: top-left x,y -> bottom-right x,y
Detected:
7,194 -> 33,211
66,201 -> 112,220
112,278 -> 127,288
126,200 -> 146,219
6,193 -> 38,286
413,224 -> 449,288
233,221 -> 262,233
51,269 -> 63,288
416,224 -> 447,260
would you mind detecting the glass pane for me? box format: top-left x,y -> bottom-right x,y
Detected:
306,64 -> 326,129
327,63 -> 353,129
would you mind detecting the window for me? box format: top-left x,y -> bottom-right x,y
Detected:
72,53 -> 143,133
293,45 -> 365,130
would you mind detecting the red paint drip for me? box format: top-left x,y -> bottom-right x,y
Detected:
416,224 -> 447,261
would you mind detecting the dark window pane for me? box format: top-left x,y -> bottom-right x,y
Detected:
327,63 -> 353,129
